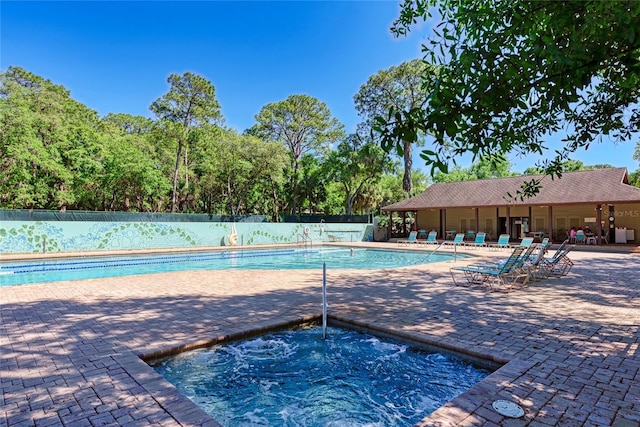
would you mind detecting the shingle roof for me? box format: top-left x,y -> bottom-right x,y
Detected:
383,167 -> 640,211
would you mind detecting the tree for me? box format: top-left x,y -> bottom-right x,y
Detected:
150,72 -> 222,212
99,116 -> 171,211
247,94 -> 345,214
630,170 -> 640,187
102,113 -> 154,135
434,154 -> 516,182
0,66 -> 102,210
324,134 -> 394,215
378,0 -> 640,197
631,141 -> 640,187
195,127 -> 288,218
354,59 -> 437,194
297,155 -> 329,214
524,160 -> 615,175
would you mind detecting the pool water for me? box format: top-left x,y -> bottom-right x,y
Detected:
0,247 -> 466,286
152,325 -> 491,427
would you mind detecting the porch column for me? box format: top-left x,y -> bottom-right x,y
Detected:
474,208 -> 479,233
609,205 -> 615,243
441,209 -> 447,240
596,204 -> 602,245
506,206 -> 511,237
548,206 -> 553,243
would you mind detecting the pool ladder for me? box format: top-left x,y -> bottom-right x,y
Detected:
298,233 -> 312,248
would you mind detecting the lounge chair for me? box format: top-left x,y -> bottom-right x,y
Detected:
519,237 -> 534,247
419,230 -> 439,245
523,244 -> 551,281
488,234 -> 512,250
465,232 -> 486,249
398,231 -> 418,245
442,233 -> 465,247
470,243 -> 538,270
450,246 -> 529,291
539,240 -> 574,276
540,237 -> 550,250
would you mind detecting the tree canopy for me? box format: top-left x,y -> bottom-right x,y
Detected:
247,94 -> 345,214
433,154 -> 517,182
3,60 -> 636,218
354,59 -> 437,194
150,72 -> 223,212
1,67 -> 416,216
378,0 -> 640,197
324,134 -> 395,215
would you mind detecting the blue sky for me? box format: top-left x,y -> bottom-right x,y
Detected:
2,1 -> 637,174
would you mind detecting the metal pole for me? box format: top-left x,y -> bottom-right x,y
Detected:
322,262 -> 327,339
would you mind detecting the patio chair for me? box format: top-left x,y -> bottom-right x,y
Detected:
398,231 -> 418,245
470,243 -> 538,270
539,243 -> 574,277
419,230 -> 439,245
519,237 -> 534,247
465,232 -> 486,249
540,237 -> 550,250
450,246 -> 529,291
488,234 -> 512,250
442,233 -> 465,247
523,244 -> 552,281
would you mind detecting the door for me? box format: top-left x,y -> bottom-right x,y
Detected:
510,217 -> 529,239
498,217 -> 507,236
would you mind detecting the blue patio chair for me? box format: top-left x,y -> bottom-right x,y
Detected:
398,230 -> 418,245
540,237 -> 550,250
465,232 -> 486,249
450,246 -> 529,291
419,230 -> 439,245
488,234 -> 512,250
524,244 -> 552,281
519,237 -> 534,247
470,243 -> 538,270
539,240 -> 574,276
442,233 -> 465,247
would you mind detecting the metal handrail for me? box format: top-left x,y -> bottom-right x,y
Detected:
298,233 -> 312,248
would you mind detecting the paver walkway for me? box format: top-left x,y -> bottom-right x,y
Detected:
1,244 -> 639,426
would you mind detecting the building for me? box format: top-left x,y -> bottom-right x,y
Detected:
382,168 -> 640,244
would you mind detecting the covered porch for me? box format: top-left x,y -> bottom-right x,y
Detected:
383,168 -> 640,245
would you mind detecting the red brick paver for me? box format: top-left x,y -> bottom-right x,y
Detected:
1,244 -> 639,426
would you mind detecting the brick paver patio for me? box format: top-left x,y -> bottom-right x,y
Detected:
1,244 -> 639,426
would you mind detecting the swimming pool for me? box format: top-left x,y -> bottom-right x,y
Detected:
152,324 -> 491,426
0,247 -> 467,287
